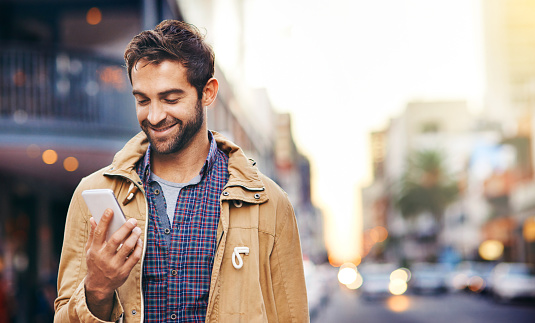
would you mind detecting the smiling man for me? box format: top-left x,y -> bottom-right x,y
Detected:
54,20 -> 309,323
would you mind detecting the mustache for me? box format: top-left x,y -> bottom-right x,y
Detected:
141,117 -> 181,129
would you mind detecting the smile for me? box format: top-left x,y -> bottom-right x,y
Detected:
149,123 -> 177,134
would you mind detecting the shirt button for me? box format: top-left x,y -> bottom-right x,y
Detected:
254,193 -> 260,199
132,309 -> 137,315
171,269 -> 178,276
154,189 -> 160,195
223,191 -> 229,196
164,228 -> 171,234
171,314 -> 177,320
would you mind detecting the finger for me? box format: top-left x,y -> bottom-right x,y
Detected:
123,237 -> 143,269
85,217 -> 97,253
116,226 -> 142,259
90,217 -> 97,229
105,218 -> 138,251
92,208 -> 114,247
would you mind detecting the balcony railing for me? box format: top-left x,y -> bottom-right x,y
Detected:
0,44 -> 139,138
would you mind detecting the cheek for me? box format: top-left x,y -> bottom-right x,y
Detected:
136,107 -> 148,123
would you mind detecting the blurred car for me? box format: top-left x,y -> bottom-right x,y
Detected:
489,262 -> 535,302
447,261 -> 495,294
303,260 -> 325,317
470,262 -> 495,294
304,261 -> 338,318
358,263 -> 398,300
409,262 -> 449,295
447,261 -> 478,292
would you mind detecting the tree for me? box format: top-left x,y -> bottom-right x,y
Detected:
395,149 -> 459,258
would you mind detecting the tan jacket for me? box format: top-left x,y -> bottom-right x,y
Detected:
54,131 -> 310,323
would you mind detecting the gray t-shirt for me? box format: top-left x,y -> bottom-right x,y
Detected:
150,172 -> 202,225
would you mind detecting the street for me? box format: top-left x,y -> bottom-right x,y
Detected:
311,283 -> 535,323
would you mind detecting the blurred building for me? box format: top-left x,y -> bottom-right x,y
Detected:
483,0 -> 535,265
360,130 -> 389,260
274,113 -> 327,264
483,0 -> 535,126
361,101 -> 497,264
0,0 -> 324,321
363,96 -> 535,266
1,1 -> 168,321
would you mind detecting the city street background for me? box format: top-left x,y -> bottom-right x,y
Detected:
1,0 -> 535,322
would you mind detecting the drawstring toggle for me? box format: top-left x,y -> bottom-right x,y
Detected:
232,246 -> 249,269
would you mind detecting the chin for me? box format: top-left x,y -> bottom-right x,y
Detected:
150,135 -> 190,155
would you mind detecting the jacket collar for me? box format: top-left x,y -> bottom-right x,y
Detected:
106,131 -> 267,203
212,131 -> 267,204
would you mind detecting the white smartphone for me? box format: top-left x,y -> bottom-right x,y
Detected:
82,189 -> 127,241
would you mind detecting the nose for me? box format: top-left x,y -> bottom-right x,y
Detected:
147,102 -> 166,126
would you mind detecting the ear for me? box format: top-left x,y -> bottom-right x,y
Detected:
201,78 -> 219,107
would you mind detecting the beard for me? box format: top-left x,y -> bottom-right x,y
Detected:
141,100 -> 204,155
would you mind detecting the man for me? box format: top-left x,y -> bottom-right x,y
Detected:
54,20 -> 309,323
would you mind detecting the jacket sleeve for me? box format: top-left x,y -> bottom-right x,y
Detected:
270,199 -> 310,322
54,186 -> 124,323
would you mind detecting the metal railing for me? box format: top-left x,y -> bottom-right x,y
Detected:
0,44 -> 139,137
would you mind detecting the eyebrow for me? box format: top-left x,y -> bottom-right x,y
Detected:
132,89 -> 186,97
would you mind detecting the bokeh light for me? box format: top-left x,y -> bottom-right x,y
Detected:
478,239 -> 504,261
386,295 -> 410,312
523,217 -> 535,242
451,273 -> 469,290
345,272 -> 363,290
352,255 -> 362,267
390,268 -> 411,282
369,228 -> 380,243
338,263 -> 358,285
13,110 -> 28,124
42,149 -> 58,165
86,7 -> 102,25
12,70 -> 26,87
99,66 -> 125,90
328,254 -> 344,267
389,279 -> 408,295
63,157 -> 79,172
468,276 -> 485,293
372,226 -> 388,242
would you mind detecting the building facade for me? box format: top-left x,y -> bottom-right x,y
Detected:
0,0 -> 324,321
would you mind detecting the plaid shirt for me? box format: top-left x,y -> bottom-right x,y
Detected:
136,132 -> 229,322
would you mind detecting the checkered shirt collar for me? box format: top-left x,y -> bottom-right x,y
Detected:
139,130 -> 219,184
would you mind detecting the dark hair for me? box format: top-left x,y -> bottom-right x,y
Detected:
124,20 -> 215,98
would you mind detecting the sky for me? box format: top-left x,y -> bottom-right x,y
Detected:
206,0 -> 485,263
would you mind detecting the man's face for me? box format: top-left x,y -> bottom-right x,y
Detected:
131,59 -> 204,155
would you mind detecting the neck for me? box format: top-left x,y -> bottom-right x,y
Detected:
151,128 -> 210,183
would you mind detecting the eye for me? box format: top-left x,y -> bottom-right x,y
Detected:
137,99 -> 150,106
164,99 -> 179,104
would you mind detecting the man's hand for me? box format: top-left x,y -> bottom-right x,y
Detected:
84,209 -> 143,321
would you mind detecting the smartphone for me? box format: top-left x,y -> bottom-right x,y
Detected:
82,189 -> 127,241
